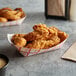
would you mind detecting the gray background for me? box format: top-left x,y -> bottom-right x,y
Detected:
0,0 -> 76,76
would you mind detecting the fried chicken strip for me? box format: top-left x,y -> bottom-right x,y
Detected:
58,31 -> 68,42
48,26 -> 59,35
25,39 -> 46,49
33,23 -> 49,36
0,7 -> 12,11
1,10 -> 20,20
24,31 -> 45,41
25,35 -> 60,49
13,37 -> 27,47
11,34 -> 26,43
14,8 -> 25,17
0,17 -> 7,22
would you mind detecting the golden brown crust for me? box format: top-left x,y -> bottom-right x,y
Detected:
25,35 -> 60,49
13,37 -> 27,47
0,7 -> 13,16
33,24 -> 49,35
14,8 -> 23,12
24,31 -> 44,41
0,7 -> 12,11
15,11 -> 22,17
1,11 -> 20,20
0,17 -> 7,22
14,8 -> 25,18
11,24 -> 68,49
58,31 -> 68,42
11,34 -> 26,42
48,26 -> 59,35
25,39 -> 46,49
0,7 -> 25,22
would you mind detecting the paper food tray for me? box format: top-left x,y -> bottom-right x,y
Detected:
0,16 -> 26,26
7,34 -> 68,56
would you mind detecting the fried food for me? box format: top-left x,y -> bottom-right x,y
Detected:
26,35 -> 60,49
33,23 -> 49,36
58,31 -> 68,42
14,8 -> 25,18
15,11 -> 22,17
25,39 -> 46,49
1,11 -> 20,20
0,7 -> 25,22
48,26 -> 59,35
13,37 -> 27,47
0,7 -> 13,16
24,31 -> 45,41
11,34 -> 26,42
14,8 -> 23,12
11,24 -> 68,49
0,17 -> 7,22
14,34 -> 26,37
0,7 -> 12,11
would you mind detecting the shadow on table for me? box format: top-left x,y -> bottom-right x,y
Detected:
0,45 -> 23,58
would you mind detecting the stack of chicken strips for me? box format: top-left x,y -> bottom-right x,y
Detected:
11,24 -> 68,49
0,7 -> 25,22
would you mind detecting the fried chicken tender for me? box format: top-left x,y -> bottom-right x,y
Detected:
11,34 -> 26,42
1,10 -> 24,20
13,37 -> 27,47
0,7 -> 25,22
24,31 -> 45,41
0,17 -> 7,22
13,34 -> 25,37
1,11 -> 20,20
58,31 -> 68,42
26,35 -> 60,49
15,11 -> 23,18
14,8 -> 25,18
33,23 -> 49,36
24,25 -> 62,42
11,24 -> 68,49
0,7 -> 12,11
0,8 -> 13,16
25,39 -> 46,49
48,26 -> 59,35
14,8 -> 23,12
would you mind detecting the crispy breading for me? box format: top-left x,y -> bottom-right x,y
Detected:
0,7 -> 25,22
11,34 -> 26,42
14,8 -> 24,18
33,23 -> 49,35
14,8 -> 23,12
58,31 -> 68,42
24,31 -> 46,41
26,35 -> 60,49
11,24 -> 68,49
13,37 -> 27,47
15,11 -> 22,17
0,17 -> 7,22
49,26 -> 68,42
48,26 -> 59,35
0,7 -> 12,15
0,10 -> 17,16
13,34 -> 25,37
25,39 -> 46,49
0,7 -> 12,11
1,11 -> 20,20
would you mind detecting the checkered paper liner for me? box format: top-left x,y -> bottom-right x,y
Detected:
7,34 -> 68,56
0,16 -> 26,26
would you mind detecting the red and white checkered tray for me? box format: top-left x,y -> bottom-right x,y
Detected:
0,16 -> 26,26
7,34 -> 68,56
